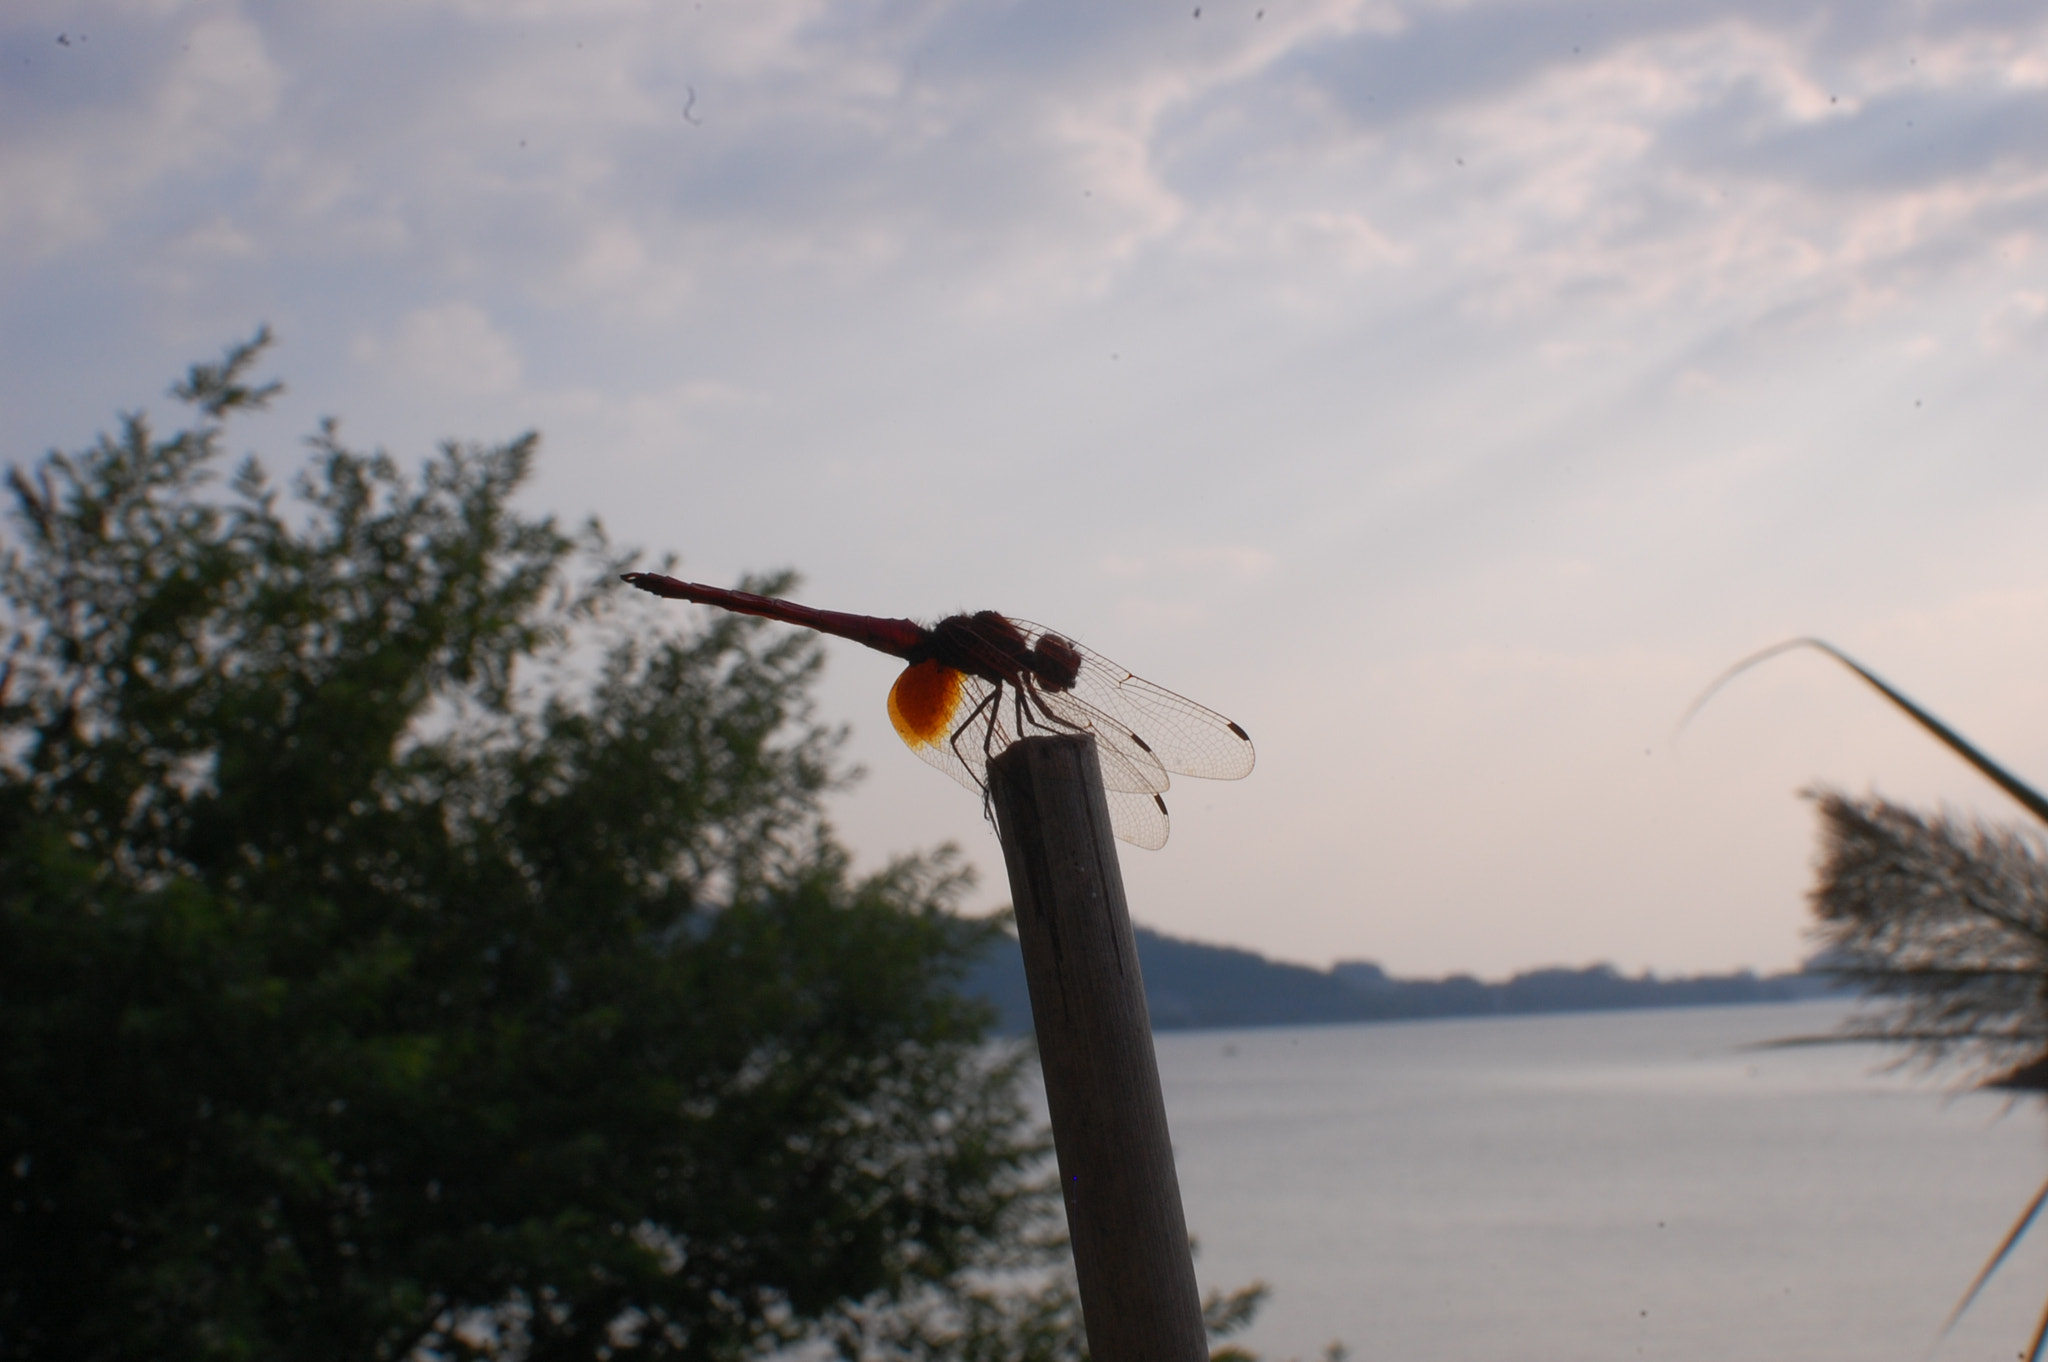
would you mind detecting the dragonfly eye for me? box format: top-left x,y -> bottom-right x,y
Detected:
1030,633 -> 1082,690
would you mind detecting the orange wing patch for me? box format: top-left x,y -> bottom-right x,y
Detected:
889,660 -> 967,748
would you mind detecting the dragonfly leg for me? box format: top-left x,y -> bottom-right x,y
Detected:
1017,678 -> 1089,741
946,685 -> 1006,826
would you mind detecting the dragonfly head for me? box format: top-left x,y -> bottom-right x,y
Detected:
1028,631 -> 1082,692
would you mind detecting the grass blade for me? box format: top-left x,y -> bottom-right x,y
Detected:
1680,637 -> 2048,828
2025,1290 -> 2048,1362
1939,1174 -> 2048,1342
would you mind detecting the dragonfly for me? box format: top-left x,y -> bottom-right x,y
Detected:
622,573 -> 1255,848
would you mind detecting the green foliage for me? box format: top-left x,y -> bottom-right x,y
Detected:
0,333 -> 1049,1361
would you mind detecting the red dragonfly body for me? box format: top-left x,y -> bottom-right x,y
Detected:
622,573 -> 1254,848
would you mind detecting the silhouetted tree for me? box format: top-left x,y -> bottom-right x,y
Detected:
0,332 -> 1051,1361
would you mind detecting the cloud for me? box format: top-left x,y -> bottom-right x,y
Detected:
1982,289 -> 2048,352
351,303 -> 523,396
13,0 -> 2037,347
1141,2 -> 2048,327
1101,545 -> 1277,582
1662,79 -> 2048,194
0,9 -> 283,255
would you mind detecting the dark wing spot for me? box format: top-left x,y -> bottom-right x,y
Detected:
1227,721 -> 1250,741
1129,731 -> 1154,753
1153,794 -> 1169,814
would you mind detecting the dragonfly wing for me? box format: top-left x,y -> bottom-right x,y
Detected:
889,661 -> 1003,795
1104,787 -> 1170,850
1012,621 -> 1255,783
1026,685 -> 1172,794
1074,650 -> 1254,780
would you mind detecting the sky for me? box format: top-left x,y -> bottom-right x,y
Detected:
4,0 -> 2047,979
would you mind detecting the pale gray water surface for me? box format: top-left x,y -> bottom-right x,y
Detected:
1130,1001 -> 2048,1362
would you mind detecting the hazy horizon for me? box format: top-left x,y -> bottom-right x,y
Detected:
1122,916 -> 1829,981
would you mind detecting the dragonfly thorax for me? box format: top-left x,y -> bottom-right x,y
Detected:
921,612 -> 1082,694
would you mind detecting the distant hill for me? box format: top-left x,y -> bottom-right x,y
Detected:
960,924 -> 1836,1035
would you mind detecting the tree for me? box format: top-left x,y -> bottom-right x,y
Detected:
0,331 -> 1049,1361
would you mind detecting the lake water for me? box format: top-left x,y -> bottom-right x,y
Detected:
1123,1001 -> 2048,1362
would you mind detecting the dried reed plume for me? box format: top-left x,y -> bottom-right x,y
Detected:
1691,637 -> 2048,1358
1808,791 -> 2048,1089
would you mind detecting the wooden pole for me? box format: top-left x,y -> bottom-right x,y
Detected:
987,734 -> 1208,1362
